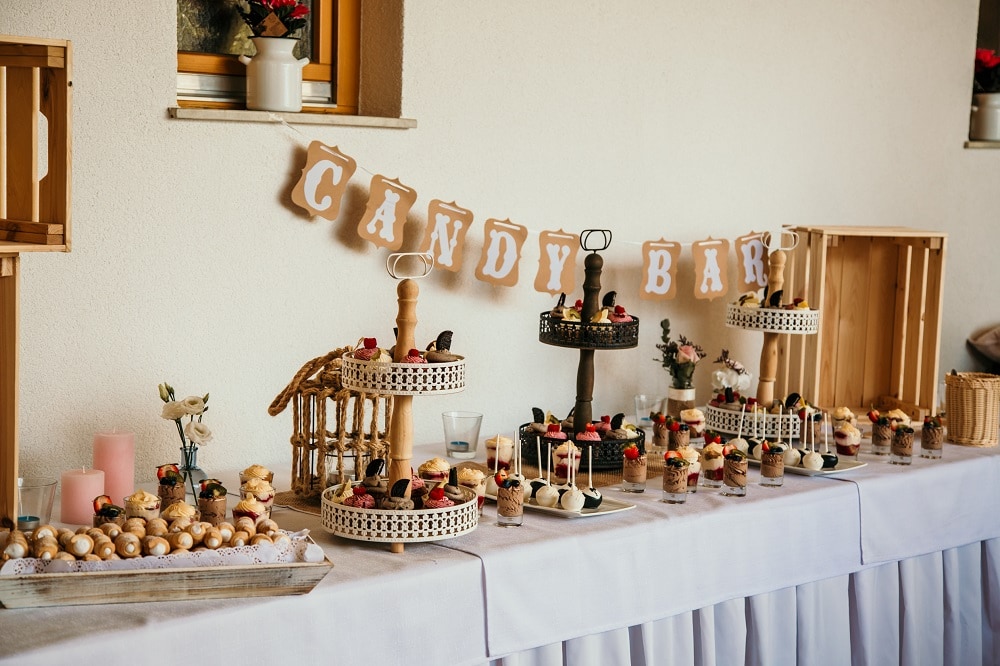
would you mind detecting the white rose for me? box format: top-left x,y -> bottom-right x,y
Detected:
180,396 -> 206,415
161,401 -> 187,420
185,421 -> 213,445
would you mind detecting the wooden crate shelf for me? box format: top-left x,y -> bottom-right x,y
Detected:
777,226 -> 946,421
0,34 -> 73,523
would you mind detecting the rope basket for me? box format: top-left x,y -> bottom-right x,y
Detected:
945,372 -> 1000,447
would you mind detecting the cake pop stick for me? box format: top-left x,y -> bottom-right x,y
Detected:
536,435 -> 542,475
737,403 -> 746,440
754,407 -> 760,439
493,433 -> 500,474
547,442 -> 552,483
588,446 -> 594,489
823,414 -> 830,453
777,406 -> 782,445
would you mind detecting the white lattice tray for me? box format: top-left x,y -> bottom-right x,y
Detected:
704,404 -> 802,440
321,485 -> 479,543
725,304 -> 819,334
340,356 -> 465,395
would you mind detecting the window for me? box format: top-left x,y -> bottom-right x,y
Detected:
176,0 -> 359,115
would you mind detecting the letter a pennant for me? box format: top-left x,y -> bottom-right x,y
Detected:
692,237 -> 730,300
475,219 -> 528,287
357,175 -> 418,251
418,200 -> 474,272
534,230 -> 579,295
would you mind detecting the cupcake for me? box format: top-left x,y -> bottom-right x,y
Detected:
552,442 -> 581,485
361,459 -> 389,503
239,464 -> 274,485
232,496 -> 268,524
833,423 -> 861,458
343,486 -> 375,508
240,477 -> 275,517
457,467 -> 487,512
402,348 -> 427,364
423,486 -> 454,509
418,456 -> 451,482
161,500 -> 199,524
380,479 -> 415,511
831,406 -> 857,430
575,423 -> 602,443
124,490 -> 161,521
594,415 -> 613,435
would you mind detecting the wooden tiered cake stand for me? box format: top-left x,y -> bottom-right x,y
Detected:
705,234 -> 820,440
321,255 -> 477,553
521,230 -> 644,470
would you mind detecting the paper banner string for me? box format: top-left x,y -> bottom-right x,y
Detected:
269,118 -> 782,297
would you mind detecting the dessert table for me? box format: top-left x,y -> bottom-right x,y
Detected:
1,437 -> 999,666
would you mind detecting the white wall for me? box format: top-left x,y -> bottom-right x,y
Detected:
2,0 -> 996,484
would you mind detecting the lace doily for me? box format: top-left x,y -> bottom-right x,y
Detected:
0,530 -> 325,576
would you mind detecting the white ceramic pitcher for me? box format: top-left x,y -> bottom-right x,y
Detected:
240,37 -> 309,112
970,93 -> 1000,141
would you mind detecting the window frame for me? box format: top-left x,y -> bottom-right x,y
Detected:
176,0 -> 359,115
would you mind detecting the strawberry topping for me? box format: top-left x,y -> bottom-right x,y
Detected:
363,337 -> 377,349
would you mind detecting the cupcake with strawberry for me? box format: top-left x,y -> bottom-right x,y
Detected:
423,485 -> 455,509
402,348 -> 427,364
353,337 -> 382,361
608,304 -> 633,323
197,479 -> 228,526
156,463 -> 186,509
343,485 -> 376,509
921,415 -> 944,459
575,422 -> 602,443
621,442 -> 646,493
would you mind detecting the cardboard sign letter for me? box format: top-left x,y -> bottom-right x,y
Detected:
418,200 -> 474,272
640,239 -> 681,300
534,230 -> 579,295
290,142 -> 357,220
735,232 -> 768,288
357,175 -> 418,250
692,238 -> 730,300
475,219 -> 527,287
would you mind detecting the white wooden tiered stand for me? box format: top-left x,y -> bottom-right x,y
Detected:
321,255 -> 476,553
705,237 -> 820,440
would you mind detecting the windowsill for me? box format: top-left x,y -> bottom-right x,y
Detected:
964,140 -> 1000,148
167,107 -> 416,129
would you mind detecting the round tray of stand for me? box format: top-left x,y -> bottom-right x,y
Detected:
538,313 -> 640,349
724,304 -> 819,335
703,404 -> 802,440
517,423 -> 646,471
340,356 -> 465,395
321,485 -> 479,543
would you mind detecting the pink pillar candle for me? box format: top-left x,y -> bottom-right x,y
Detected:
93,431 -> 135,505
60,468 -> 104,526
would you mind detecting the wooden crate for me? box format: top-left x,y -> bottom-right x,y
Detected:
777,226 -> 947,420
0,34 -> 72,524
0,35 -> 72,250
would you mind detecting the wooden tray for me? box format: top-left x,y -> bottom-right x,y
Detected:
0,552 -> 332,609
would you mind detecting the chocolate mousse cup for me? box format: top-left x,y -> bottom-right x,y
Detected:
661,464 -> 689,504
760,451 -> 785,487
197,496 -> 227,526
157,483 -> 186,509
496,484 -> 524,527
890,428 -> 914,465
871,423 -> 891,456
668,428 -> 690,451
622,455 -> 647,493
652,423 -> 669,448
921,426 -> 943,459
722,457 -> 749,497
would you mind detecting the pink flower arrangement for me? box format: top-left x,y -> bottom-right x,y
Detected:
975,48 -> 1000,95
237,0 -> 310,38
655,319 -> 706,389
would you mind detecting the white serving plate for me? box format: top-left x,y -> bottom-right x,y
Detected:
485,493 -> 635,519
747,457 -> 867,476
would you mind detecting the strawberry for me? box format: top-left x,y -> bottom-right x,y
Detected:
93,495 -> 113,512
746,398 -> 757,406
494,470 -> 507,487
352,485 -> 367,496
156,463 -> 180,480
363,337 -> 377,349
429,486 -> 446,500
584,423 -> 598,433
722,444 -> 734,456
623,444 -> 641,460
717,393 -> 727,402
574,299 -> 583,310
707,433 -> 722,445
760,441 -> 770,453
614,305 -> 627,315
867,407 -> 880,424
668,420 -> 681,432
601,415 -> 611,424
200,478 -> 223,491
663,450 -> 681,462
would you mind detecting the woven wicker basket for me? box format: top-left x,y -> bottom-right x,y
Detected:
945,372 -> 1000,447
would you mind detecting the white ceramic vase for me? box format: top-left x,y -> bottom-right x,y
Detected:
970,93 -> 1000,141
240,37 -> 308,112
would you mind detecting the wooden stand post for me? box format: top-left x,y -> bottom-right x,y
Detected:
756,249 -> 786,407
573,252 -> 602,433
0,255 -> 18,523
387,278 -> 418,553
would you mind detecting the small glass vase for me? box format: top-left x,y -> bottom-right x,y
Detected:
180,445 -> 207,492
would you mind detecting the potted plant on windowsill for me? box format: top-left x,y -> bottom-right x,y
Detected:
236,0 -> 311,112
971,48 -> 1000,141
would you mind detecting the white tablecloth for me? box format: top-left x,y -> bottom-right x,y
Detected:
2,441 -> 999,665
